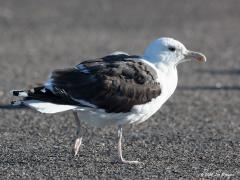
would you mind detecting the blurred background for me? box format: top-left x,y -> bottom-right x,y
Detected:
0,0 -> 240,178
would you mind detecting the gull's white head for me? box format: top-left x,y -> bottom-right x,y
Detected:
143,37 -> 206,68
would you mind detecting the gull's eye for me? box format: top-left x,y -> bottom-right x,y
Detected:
168,46 -> 176,52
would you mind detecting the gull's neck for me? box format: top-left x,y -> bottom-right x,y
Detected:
156,61 -> 177,75
142,54 -> 177,75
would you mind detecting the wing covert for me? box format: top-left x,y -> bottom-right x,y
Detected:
48,54 -> 161,112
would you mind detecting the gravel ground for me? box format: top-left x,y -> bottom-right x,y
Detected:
0,0 -> 240,179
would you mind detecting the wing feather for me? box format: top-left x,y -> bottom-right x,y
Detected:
48,54 -> 161,113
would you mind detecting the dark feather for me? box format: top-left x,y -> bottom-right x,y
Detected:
14,54 -> 161,113
49,54 -> 161,112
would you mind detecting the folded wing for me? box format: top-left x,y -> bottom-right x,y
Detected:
49,54 -> 161,112
12,54 -> 161,113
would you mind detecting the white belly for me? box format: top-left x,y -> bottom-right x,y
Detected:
74,97 -> 161,127
76,83 -> 177,127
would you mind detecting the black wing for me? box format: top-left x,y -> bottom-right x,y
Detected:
49,54 -> 161,113
13,54 -> 161,113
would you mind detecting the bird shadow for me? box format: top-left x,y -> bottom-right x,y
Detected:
179,68 -> 240,91
0,104 -> 26,110
178,86 -> 240,91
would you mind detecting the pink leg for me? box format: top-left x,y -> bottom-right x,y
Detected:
117,125 -> 141,164
73,111 -> 83,156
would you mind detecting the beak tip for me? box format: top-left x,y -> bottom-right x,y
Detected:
198,55 -> 207,62
183,51 -> 207,63
187,51 -> 207,63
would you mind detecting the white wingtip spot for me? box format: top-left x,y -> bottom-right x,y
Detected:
40,88 -> 46,93
10,90 -> 28,97
18,92 -> 28,97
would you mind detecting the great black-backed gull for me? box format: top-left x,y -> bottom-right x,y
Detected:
11,37 -> 206,164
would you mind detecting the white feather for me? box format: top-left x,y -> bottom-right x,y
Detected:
40,88 -> 46,93
23,100 -> 77,114
110,51 -> 129,55
18,92 -> 28,97
71,98 -> 97,108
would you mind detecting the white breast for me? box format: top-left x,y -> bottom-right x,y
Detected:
126,66 -> 178,124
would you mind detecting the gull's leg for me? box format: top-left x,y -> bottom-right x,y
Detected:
73,111 -> 82,156
117,125 -> 141,164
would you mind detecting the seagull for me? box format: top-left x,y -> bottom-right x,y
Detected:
11,37 -> 206,164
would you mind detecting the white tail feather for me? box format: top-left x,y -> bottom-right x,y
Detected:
23,100 -> 77,114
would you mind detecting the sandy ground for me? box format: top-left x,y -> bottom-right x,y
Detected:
0,0 -> 240,178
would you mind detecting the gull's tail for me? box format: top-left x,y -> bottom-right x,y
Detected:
10,87 -> 78,114
11,90 -> 29,97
